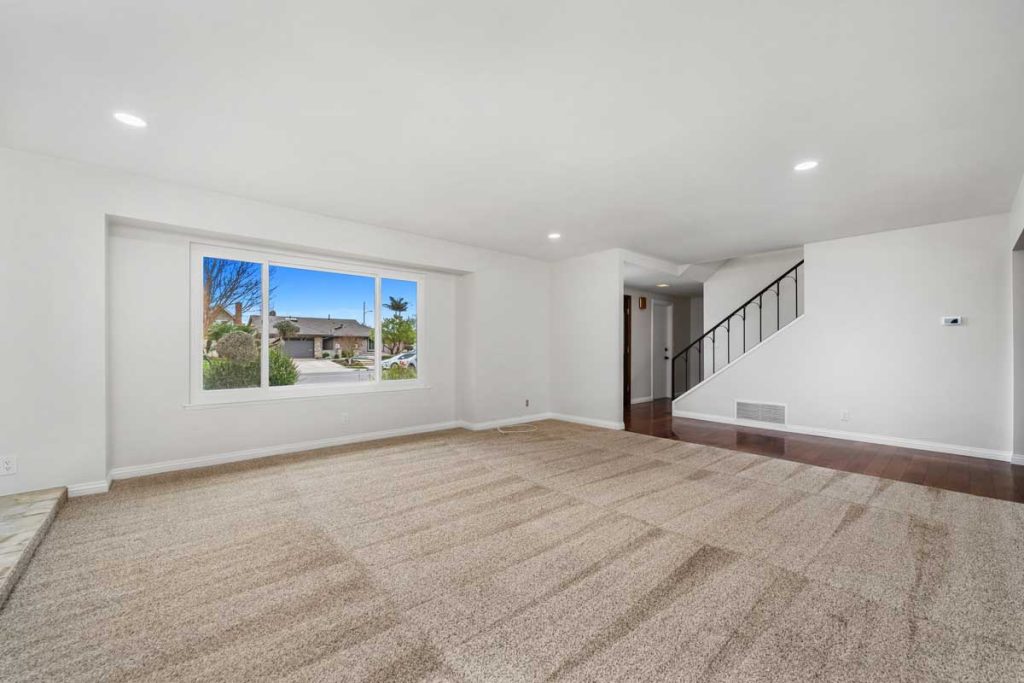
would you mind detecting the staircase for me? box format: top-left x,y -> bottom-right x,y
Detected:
672,260 -> 804,398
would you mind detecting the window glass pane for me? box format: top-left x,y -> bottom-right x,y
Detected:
203,257 -> 263,390
381,278 -> 418,381
264,265 -> 376,385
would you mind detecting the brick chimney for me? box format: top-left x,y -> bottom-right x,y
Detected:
234,303 -> 242,325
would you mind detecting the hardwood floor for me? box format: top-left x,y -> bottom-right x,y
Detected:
625,399 -> 1024,503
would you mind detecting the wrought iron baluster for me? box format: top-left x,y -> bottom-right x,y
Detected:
667,260 -> 803,395
776,283 -> 780,332
726,320 -> 730,364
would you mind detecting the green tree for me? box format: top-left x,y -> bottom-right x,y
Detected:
269,347 -> 299,385
205,321 -> 254,354
216,330 -> 258,362
381,316 -> 416,355
274,319 -> 299,340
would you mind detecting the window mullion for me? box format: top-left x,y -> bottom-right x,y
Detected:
374,275 -> 382,384
261,261 -> 270,390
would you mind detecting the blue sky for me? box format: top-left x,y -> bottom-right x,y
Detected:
268,265 -> 417,323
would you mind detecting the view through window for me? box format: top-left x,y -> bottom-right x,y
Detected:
380,278 -> 418,381
202,257 -> 263,391
264,265 -> 376,385
198,249 -> 421,400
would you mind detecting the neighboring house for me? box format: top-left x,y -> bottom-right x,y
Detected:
247,315 -> 373,358
209,303 -> 243,326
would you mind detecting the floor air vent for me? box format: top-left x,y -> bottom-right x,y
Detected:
736,401 -> 786,425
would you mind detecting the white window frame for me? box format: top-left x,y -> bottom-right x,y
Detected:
189,241 -> 426,406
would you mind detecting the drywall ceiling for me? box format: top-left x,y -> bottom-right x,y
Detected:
623,261 -> 711,297
1,1 -> 1022,263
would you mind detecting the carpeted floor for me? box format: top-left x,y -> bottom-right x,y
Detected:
1,421 -> 1022,681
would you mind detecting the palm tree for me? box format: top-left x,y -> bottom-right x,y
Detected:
385,296 -> 408,318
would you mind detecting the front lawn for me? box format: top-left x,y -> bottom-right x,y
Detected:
382,365 -> 417,381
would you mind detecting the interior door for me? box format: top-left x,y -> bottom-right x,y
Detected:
652,303 -> 671,399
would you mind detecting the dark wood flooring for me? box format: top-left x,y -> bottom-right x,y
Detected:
625,399 -> 1024,503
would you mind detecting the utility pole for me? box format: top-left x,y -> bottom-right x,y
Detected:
362,301 -> 373,326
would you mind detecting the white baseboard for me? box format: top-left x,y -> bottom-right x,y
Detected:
630,396 -> 654,405
672,409 -> 1013,463
68,479 -> 111,497
458,414 -> 553,431
1012,453 -> 1024,466
108,420 -> 462,481
548,413 -> 625,431
460,412 -> 625,432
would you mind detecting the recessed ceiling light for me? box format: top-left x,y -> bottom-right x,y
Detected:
547,233 -> 561,240
793,160 -> 819,171
113,111 -> 147,128
656,283 -> 670,288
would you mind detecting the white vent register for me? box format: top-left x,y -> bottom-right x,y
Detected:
736,401 -> 787,425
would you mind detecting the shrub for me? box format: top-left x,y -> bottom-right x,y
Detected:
203,358 -> 259,389
216,330 -> 258,362
382,365 -> 417,381
321,351 -> 331,359
202,346 -> 298,389
270,347 -> 299,386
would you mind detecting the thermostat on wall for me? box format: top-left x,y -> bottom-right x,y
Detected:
941,316 -> 964,326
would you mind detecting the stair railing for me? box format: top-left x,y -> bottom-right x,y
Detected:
671,260 -> 804,398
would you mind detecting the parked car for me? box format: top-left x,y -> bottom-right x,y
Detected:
381,350 -> 415,369
399,353 -> 417,370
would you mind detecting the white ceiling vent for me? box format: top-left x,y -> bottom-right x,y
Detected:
736,401 -> 786,425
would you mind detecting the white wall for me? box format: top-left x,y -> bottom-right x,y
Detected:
0,146 -> 553,495
689,297 -> 704,343
1013,250 -> 1024,458
676,215 -> 1013,458
455,259 -> 552,425
704,247 -> 803,331
671,296 -> 693,354
551,250 -> 624,428
1011,175 -> 1024,457
1009,175 -> 1024,249
106,224 -> 460,471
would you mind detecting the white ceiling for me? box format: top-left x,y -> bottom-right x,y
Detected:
622,260 -> 718,297
2,1 -> 1022,263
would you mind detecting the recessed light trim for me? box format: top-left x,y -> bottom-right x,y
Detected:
656,283 -> 670,288
114,111 -> 147,128
793,160 -> 819,171
547,233 -> 561,240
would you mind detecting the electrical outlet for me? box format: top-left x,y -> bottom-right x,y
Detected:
525,399 -> 530,408
0,455 -> 16,476
840,409 -> 851,422
338,413 -> 350,425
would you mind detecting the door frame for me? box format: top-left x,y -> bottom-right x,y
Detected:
651,299 -> 673,400
623,294 -> 631,405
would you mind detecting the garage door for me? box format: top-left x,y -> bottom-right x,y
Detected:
284,339 -> 314,358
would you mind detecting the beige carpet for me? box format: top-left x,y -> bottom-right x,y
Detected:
1,421 -> 1022,681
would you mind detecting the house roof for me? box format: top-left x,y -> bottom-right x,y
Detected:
247,315 -> 372,338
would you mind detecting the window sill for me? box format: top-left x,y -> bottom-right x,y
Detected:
184,381 -> 431,410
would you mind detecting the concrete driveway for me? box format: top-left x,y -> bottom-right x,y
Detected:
292,358 -> 373,384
